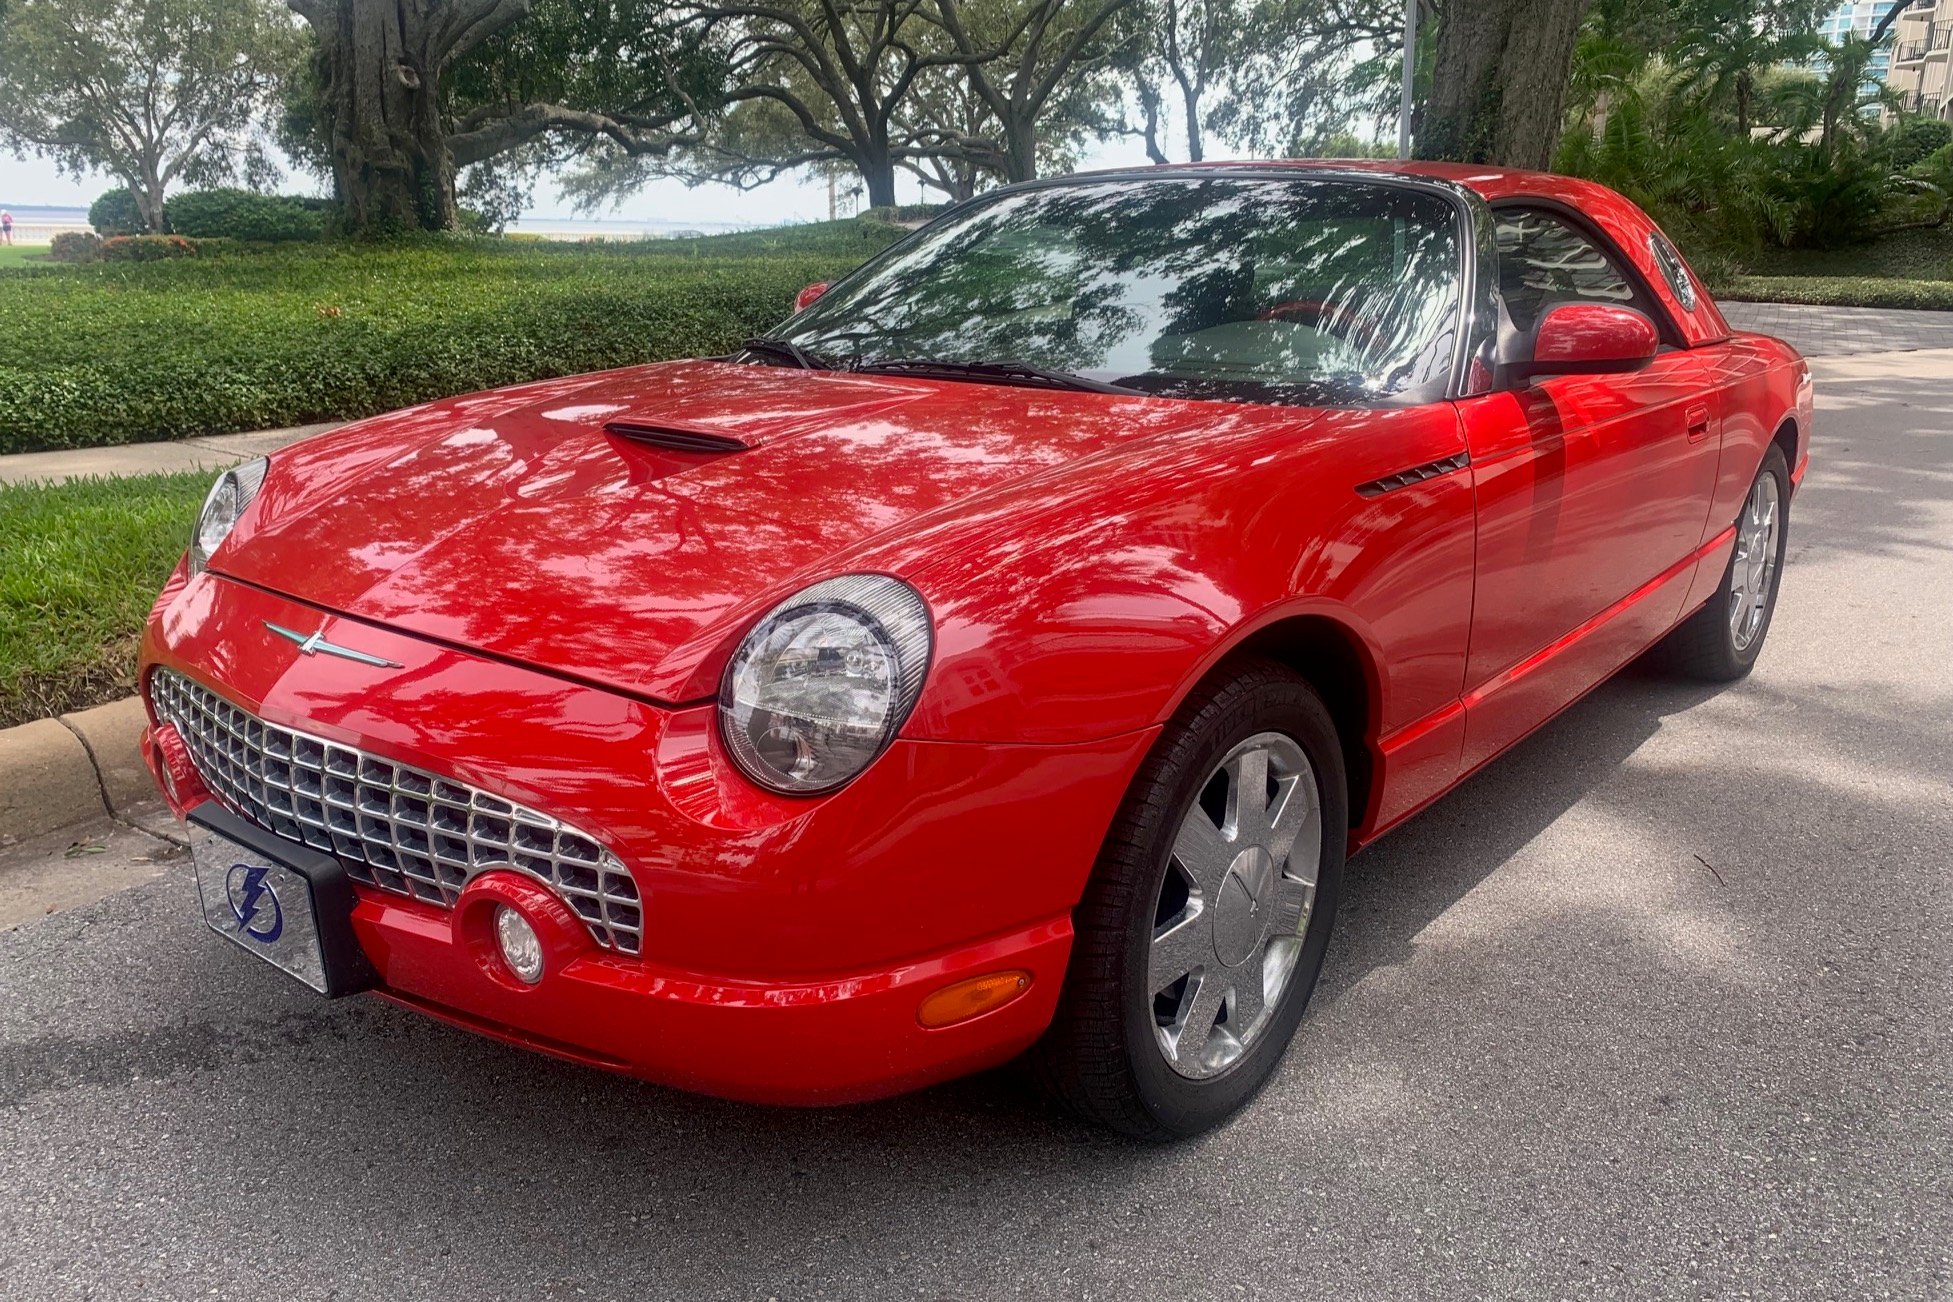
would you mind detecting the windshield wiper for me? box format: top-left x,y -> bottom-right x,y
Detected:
739,336 -> 834,371
851,357 -> 1141,396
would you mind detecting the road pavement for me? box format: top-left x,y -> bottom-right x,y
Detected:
2,349 -> 1950,1301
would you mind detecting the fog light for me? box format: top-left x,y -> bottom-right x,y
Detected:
917,970 -> 1032,1028
494,905 -> 544,985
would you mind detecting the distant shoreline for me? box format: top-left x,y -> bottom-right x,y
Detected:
0,204 -> 753,241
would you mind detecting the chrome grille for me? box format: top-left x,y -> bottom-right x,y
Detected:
150,669 -> 642,954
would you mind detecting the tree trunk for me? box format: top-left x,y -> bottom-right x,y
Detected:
305,0 -> 461,232
861,160 -> 899,208
1002,116 -> 1038,183
1413,0 -> 1591,169
858,136 -> 900,208
135,172 -> 167,234
1182,87 -> 1204,162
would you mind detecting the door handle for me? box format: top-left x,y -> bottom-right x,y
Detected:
1685,403 -> 1712,443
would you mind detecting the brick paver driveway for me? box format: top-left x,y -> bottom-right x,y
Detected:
1721,300 -> 1953,356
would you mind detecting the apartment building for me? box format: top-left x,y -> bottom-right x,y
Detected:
1818,1 -> 1902,85
1888,0 -> 1953,119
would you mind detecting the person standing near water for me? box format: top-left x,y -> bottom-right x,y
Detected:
0,211 -> 12,244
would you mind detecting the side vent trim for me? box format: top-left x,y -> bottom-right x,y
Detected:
603,420 -> 752,453
1356,452 -> 1471,498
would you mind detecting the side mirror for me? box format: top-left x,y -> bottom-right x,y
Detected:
794,281 -> 830,312
1507,302 -> 1659,383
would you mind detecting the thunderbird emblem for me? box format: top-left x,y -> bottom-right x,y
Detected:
263,621 -> 403,668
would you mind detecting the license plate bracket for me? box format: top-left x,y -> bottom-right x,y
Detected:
188,802 -> 378,998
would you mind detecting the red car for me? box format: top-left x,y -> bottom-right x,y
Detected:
139,162 -> 1809,1138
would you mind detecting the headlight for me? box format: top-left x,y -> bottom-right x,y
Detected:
189,458 -> 268,572
719,574 -> 933,794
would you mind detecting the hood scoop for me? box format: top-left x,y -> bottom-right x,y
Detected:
603,418 -> 754,454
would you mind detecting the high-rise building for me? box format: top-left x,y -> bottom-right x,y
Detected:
1816,1 -> 1902,85
1886,0 -> 1953,119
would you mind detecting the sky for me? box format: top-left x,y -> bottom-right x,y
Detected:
0,133 -> 1159,226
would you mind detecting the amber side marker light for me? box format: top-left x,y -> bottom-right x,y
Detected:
917,970 -> 1033,1029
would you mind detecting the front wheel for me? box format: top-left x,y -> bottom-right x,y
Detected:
1032,659 -> 1347,1139
1656,444 -> 1791,682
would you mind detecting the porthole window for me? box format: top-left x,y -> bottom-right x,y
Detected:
1648,232 -> 1699,312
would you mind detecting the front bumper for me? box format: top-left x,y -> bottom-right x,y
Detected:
141,565 -> 1155,1103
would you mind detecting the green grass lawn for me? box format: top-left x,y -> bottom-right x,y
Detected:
0,221 -> 899,455
0,471 -> 209,728
0,244 -> 49,269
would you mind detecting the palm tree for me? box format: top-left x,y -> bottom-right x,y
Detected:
1675,0 -> 1827,135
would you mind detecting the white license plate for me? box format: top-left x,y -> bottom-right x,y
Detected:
191,823 -> 331,994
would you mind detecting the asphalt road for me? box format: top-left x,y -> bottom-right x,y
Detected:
4,349 -> 1951,1301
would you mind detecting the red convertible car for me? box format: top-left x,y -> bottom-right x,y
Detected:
139,161 -> 1808,1138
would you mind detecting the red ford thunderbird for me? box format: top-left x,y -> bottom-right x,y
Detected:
139,162 -> 1809,1138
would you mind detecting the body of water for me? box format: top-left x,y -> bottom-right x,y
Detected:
0,205 -> 90,242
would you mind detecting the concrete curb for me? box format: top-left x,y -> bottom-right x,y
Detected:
0,696 -> 153,846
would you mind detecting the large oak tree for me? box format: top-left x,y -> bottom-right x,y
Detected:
288,0 -> 717,231
0,0 -> 298,232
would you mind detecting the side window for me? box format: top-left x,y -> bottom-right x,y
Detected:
1493,208 -> 1637,333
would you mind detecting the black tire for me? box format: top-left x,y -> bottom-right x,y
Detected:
1655,444 -> 1791,682
1031,658 -> 1347,1140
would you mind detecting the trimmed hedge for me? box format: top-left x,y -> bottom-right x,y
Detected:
0,221 -> 898,454
1720,275 -> 1953,311
49,231 -> 103,263
101,234 -> 199,261
164,189 -> 333,243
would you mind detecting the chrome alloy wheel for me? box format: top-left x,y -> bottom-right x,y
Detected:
1728,473 -> 1782,653
1149,732 -> 1321,1080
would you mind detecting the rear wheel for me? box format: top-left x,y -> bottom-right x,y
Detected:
1656,445 -> 1790,682
1032,659 -> 1346,1139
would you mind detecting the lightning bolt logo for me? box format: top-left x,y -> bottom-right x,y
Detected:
226,864 -> 285,943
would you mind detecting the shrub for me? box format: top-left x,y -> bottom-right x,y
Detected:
100,234 -> 200,262
1757,144 -> 1894,250
1916,142 -> 1953,196
163,189 -> 330,243
88,189 -> 147,236
866,202 -> 948,223
1891,118 -> 1953,172
49,231 -> 104,264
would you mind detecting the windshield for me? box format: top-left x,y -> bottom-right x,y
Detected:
776,176 -> 1465,406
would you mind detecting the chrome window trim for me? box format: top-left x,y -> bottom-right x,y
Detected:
149,669 -> 643,955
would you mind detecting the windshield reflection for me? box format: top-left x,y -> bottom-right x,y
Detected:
779,178 -> 1463,407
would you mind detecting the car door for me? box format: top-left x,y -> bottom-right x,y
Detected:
1454,205 -> 1725,771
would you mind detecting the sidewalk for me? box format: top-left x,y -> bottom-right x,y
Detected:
0,421 -> 344,487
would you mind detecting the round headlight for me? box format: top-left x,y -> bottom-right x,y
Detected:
720,574 -> 933,794
190,458 -> 268,573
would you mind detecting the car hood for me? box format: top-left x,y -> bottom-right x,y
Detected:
219,359 -> 1235,702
